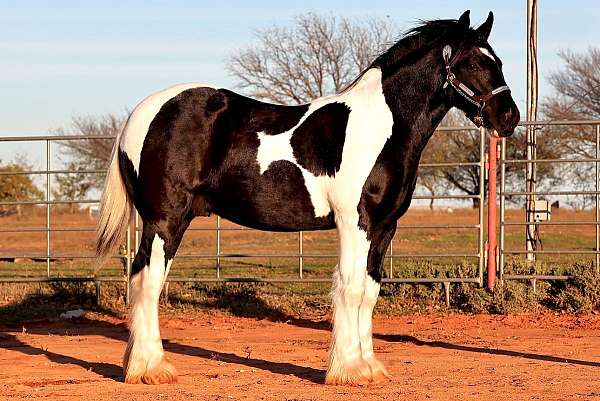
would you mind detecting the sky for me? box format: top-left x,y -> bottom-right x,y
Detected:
1,0 -> 599,165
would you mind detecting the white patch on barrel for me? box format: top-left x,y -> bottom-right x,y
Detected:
256,131 -> 296,174
256,128 -> 331,218
119,83 -> 217,175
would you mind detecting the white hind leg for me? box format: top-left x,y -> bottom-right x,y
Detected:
123,232 -> 176,384
326,215 -> 371,385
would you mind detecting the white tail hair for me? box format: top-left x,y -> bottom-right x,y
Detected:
96,121 -> 132,270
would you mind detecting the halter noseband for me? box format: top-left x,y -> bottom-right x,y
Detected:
442,45 -> 511,127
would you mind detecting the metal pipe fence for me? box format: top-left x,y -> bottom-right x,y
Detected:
2,121 -> 599,303
0,126 -> 487,303
498,120 -> 600,285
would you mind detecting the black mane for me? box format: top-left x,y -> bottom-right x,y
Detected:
341,18 -> 478,93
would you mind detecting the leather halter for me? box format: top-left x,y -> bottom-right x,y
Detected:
442,45 -> 511,127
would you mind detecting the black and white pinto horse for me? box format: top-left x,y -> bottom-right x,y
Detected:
97,10 -> 519,385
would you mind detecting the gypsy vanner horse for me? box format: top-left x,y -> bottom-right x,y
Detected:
96,10 -> 519,385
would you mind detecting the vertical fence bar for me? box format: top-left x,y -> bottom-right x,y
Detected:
499,137 -> 507,281
478,127 -> 486,286
487,134 -> 499,290
46,139 -> 51,277
134,211 -> 140,252
389,235 -> 394,279
298,231 -> 303,279
595,124 -> 600,273
125,222 -> 132,304
216,216 -> 221,278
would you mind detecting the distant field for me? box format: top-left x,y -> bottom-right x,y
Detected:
0,207 -> 598,280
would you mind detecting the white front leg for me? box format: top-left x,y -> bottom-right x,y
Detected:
326,215 -> 372,385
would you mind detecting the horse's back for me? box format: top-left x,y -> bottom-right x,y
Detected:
119,83 -> 218,174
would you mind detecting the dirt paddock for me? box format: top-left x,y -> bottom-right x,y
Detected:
1,312 -> 600,401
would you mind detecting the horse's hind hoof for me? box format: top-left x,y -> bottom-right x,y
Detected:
124,357 -> 178,385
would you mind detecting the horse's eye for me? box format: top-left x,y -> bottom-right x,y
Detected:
467,63 -> 479,71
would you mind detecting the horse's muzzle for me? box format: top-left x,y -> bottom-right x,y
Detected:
487,94 -> 520,137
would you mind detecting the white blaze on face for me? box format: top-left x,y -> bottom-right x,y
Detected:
478,47 -> 496,63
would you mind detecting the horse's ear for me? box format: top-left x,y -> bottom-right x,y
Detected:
458,10 -> 470,27
475,11 -> 494,41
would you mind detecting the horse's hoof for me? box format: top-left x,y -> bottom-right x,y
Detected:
124,357 -> 178,385
325,359 -> 372,386
366,357 -> 391,383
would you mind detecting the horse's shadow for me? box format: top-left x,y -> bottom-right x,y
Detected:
1,289 -> 599,385
1,331 -> 123,381
0,316 -> 325,384
0,289 -> 327,384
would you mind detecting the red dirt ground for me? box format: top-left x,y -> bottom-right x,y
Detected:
1,312 -> 600,401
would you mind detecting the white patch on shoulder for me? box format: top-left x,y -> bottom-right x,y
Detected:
479,47 -> 496,62
255,68 -> 394,219
120,83 -> 217,174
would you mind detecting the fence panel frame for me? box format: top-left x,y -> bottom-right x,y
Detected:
498,120 -> 600,283
0,125 -> 492,303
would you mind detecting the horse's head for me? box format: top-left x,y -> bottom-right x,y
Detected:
443,10 -> 520,137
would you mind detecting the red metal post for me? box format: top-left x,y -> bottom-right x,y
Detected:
487,135 -> 499,289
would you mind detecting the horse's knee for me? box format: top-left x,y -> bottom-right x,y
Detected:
341,285 -> 364,306
361,276 -> 381,309
332,271 -> 364,307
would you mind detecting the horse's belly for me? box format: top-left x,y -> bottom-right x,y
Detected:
208,160 -> 335,232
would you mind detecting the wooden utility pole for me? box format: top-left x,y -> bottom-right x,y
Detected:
526,0 -> 538,261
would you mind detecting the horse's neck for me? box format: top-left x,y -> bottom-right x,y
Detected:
381,57 -> 450,155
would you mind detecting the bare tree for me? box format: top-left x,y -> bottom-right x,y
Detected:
540,47 -> 600,208
55,113 -> 127,191
53,161 -> 93,213
544,48 -> 600,121
227,13 -> 395,104
541,48 -> 600,157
